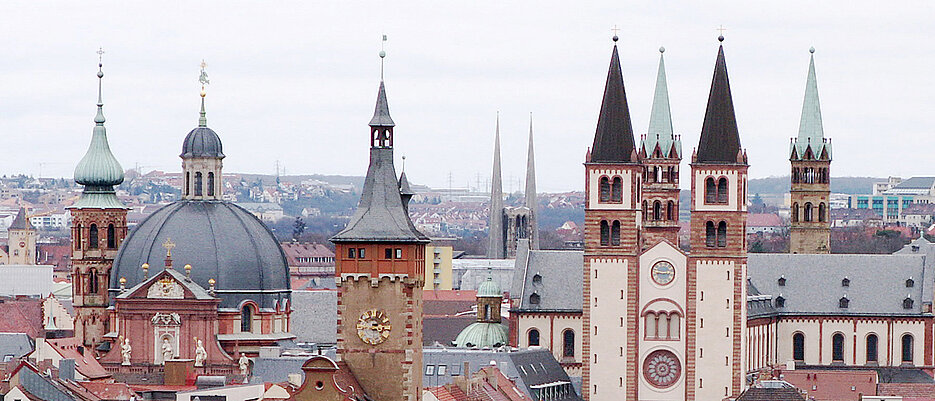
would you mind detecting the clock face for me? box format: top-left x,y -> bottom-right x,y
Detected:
643,349 -> 681,388
356,309 -> 391,345
651,261 -> 675,286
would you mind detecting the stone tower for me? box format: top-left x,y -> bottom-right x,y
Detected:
8,207 -> 37,265
487,116 -> 505,258
524,116 -> 540,250
789,48 -> 831,254
69,58 -> 129,348
687,36 -> 748,400
640,47 -> 682,247
331,74 -> 430,401
582,36 -> 643,400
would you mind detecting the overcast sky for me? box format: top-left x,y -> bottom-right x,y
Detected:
1,1 -> 932,192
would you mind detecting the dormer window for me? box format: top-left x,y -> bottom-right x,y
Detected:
778,277 -> 786,286
906,278 -> 915,288
841,278 -> 850,287
839,296 -> 849,309
775,296 -> 785,308
904,297 -> 914,310
532,274 -> 542,285
529,293 -> 541,305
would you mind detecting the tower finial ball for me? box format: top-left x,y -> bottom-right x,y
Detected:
379,50 -> 386,58
659,46 -> 665,53
809,46 -> 816,54
718,35 -> 724,42
612,35 -> 619,42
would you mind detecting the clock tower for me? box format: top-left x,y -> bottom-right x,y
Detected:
331,54 -> 430,401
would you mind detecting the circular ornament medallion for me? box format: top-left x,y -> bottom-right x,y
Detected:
642,349 -> 681,388
356,308 -> 392,345
651,261 -> 675,286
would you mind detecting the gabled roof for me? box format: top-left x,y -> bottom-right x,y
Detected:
696,41 -> 743,164
42,337 -> 111,380
511,241 -> 583,312
589,43 -> 636,163
115,266 -> 216,301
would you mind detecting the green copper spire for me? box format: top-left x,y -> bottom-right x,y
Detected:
643,46 -> 680,158
72,50 -> 127,210
791,47 -> 831,161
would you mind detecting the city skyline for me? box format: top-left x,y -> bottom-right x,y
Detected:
1,1 -> 932,192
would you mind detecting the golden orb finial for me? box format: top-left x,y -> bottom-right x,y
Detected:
119,277 -> 127,284
208,278 -> 216,285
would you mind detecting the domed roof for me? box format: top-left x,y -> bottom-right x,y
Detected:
453,322 -> 509,348
111,200 -> 289,309
181,127 -> 224,158
477,275 -> 502,298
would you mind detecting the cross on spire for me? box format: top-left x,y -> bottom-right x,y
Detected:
717,25 -> 727,41
162,237 -> 176,257
97,47 -> 105,64
611,25 -> 620,42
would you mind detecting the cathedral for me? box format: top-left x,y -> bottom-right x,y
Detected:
487,115 -> 539,259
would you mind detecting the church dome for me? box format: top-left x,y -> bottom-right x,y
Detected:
181,127 -> 224,158
110,200 -> 289,309
477,276 -> 502,298
453,322 -> 509,348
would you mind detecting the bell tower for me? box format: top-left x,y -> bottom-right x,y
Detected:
70,51 -> 130,348
181,61 -> 225,201
687,36 -> 747,400
640,47 -> 682,247
331,47 -> 430,401
582,35 -> 643,401
789,48 -> 832,254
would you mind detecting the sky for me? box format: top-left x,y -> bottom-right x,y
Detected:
0,1 -> 932,193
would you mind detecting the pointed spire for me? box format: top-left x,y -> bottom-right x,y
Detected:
9,207 -> 34,231
487,114 -> 504,259
525,114 -> 539,250
74,50 -> 126,193
792,47 -> 830,160
369,81 -> 396,127
644,46 -> 678,158
590,37 -> 636,163
696,36 -> 743,164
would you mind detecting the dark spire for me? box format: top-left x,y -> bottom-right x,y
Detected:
525,114 -> 539,250
696,38 -> 744,164
589,40 -> 636,163
369,81 -> 395,127
9,207 -> 34,231
487,115 -> 504,258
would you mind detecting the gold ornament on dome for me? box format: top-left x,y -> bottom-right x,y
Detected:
356,309 -> 391,345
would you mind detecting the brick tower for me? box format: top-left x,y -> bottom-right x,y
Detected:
70,57 -> 130,348
331,69 -> 430,401
687,36 -> 748,400
789,47 -> 831,254
640,47 -> 682,247
582,35 -> 643,400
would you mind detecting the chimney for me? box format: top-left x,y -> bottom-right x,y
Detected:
463,361 -> 470,377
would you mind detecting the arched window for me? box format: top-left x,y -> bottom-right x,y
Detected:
484,304 -> 492,320
705,221 -> 716,247
528,329 -> 540,346
705,178 -> 716,203
717,221 -> 727,247
611,177 -> 622,202
207,172 -> 215,197
195,172 -> 203,196
563,330 -> 575,358
792,203 -> 799,223
88,268 -> 98,294
653,201 -> 662,221
804,203 -> 813,222
716,178 -> 729,203
818,203 -> 826,222
75,224 -> 82,250
611,221 -> 621,246
866,334 -> 878,363
89,224 -> 99,249
793,333 -> 805,361
600,221 -> 610,246
599,177 -> 610,202
529,293 -> 541,305
832,333 -> 845,362
645,313 -> 657,339
107,224 -> 116,249
668,314 -> 680,340
666,201 -> 675,220
185,172 -> 190,196
902,334 -> 914,364
642,200 -> 649,220
241,305 -> 254,333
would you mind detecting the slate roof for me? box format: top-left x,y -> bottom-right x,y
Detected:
589,43 -> 636,164
747,252 -> 931,316
289,290 -> 337,344
696,41 -> 743,164
0,333 -> 34,360
511,241 -> 583,312
368,81 -> 395,127
180,127 -> 224,158
9,207 -> 34,230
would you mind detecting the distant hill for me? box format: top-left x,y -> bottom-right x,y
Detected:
748,176 -> 882,195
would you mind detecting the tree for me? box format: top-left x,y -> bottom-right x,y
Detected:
292,216 -> 306,241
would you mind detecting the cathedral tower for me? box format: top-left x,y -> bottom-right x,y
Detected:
8,207 -> 37,265
582,36 -> 643,400
70,55 -> 130,348
524,116 -> 540,250
181,62 -> 224,201
687,36 -> 748,400
789,48 -> 831,253
487,117 -> 505,258
640,47 -> 682,247
331,56 -> 430,401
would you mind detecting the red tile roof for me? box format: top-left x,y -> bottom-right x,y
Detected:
748,213 -> 783,227
38,243 -> 72,271
44,337 -> 111,380
77,382 -> 135,400
0,298 -> 43,338
280,243 -> 334,267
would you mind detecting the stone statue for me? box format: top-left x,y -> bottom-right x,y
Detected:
120,338 -> 132,366
161,338 -> 174,363
238,353 -> 250,376
194,339 -> 207,367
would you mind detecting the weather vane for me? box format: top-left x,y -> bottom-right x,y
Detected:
380,34 -> 387,80
199,60 -> 210,96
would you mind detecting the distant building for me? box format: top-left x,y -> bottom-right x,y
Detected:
487,115 -> 539,259
425,245 -> 454,290
237,202 -> 285,222
747,213 -> 784,235
848,177 -> 935,223
453,258 -> 513,291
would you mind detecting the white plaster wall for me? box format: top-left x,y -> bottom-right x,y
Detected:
821,320 -> 853,364
588,169 -> 635,210
638,242 -> 688,398
891,320 -> 926,366
855,321 -> 889,365
694,259 -> 739,401
588,258 -> 629,400
777,319 -> 820,365
693,169 -> 743,212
